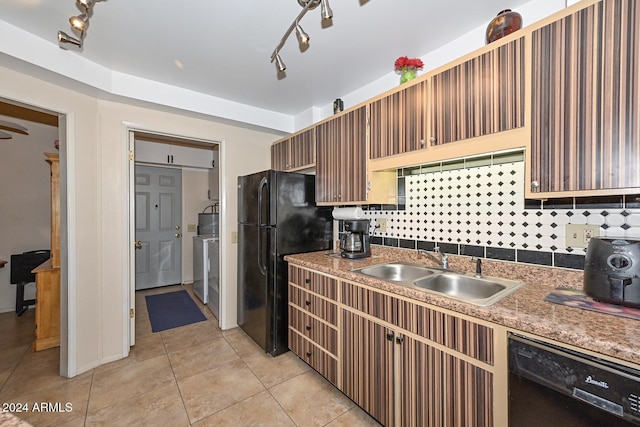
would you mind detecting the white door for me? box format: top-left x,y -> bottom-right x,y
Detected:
135,165 -> 183,290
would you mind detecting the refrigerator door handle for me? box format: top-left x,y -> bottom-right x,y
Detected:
258,176 -> 269,227
258,227 -> 268,276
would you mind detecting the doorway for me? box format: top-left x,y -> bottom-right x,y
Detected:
128,129 -> 221,347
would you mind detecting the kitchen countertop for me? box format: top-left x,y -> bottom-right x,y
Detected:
285,246 -> 640,366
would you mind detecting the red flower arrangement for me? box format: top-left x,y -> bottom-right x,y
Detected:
394,56 -> 424,73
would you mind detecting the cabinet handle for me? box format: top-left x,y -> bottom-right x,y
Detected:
167,154 -> 171,164
531,180 -> 540,188
305,300 -> 311,306
396,335 -> 404,344
430,136 -> 437,143
305,325 -> 312,331
386,332 -> 395,341
306,351 -> 312,358
420,139 -> 426,147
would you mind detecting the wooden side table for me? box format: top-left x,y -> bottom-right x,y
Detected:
32,259 -> 60,351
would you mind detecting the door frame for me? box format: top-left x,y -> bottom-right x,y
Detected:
124,124 -> 223,350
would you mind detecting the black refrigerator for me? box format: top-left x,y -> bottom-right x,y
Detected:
237,170 -> 333,356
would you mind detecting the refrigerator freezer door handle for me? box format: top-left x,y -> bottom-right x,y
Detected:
258,176 -> 269,227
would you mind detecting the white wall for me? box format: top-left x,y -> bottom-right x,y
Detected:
0,116 -> 58,312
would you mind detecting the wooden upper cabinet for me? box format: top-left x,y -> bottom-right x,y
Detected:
315,106 -> 368,204
271,139 -> 289,171
530,0 -> 640,194
370,80 -> 429,159
430,37 -> 525,145
271,128 -> 316,171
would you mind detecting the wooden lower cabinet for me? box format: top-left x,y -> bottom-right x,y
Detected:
288,269 -> 497,426
342,310 -> 395,426
398,334 -> 493,427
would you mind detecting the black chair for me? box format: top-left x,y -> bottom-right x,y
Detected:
10,249 -> 50,316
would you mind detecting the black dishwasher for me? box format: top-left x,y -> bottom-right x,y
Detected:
509,334 -> 640,426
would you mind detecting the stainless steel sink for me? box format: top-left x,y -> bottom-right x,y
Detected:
352,262 -> 438,283
351,261 -> 524,306
413,273 -> 524,306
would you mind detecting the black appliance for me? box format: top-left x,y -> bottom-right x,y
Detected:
583,237 -> 640,308
509,334 -> 640,426
237,170 -> 333,356
339,219 -> 371,259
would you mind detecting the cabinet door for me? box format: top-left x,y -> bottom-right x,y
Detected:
370,80 -> 429,158
430,37 -> 525,145
530,0 -> 640,193
342,310 -> 394,426
315,106 -> 368,204
135,140 -> 171,164
290,128 -> 315,169
271,139 -> 290,171
398,335 -> 494,426
170,145 -> 214,169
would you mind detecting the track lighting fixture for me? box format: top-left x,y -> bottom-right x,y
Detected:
69,13 -> 89,31
295,22 -> 310,46
57,0 -> 102,51
270,0 -> 334,75
273,53 -> 287,72
321,0 -> 333,20
57,30 -> 83,50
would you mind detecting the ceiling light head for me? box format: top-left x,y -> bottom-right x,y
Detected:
273,53 -> 286,73
69,13 -> 89,31
321,0 -> 333,20
297,0 -> 321,9
295,23 -> 310,46
58,30 -> 83,50
76,0 -> 95,12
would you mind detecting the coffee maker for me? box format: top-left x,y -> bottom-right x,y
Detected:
340,219 -> 371,259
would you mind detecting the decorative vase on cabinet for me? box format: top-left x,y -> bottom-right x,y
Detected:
486,9 -> 522,44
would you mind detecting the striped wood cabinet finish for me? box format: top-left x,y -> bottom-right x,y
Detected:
398,335 -> 493,427
530,0 -> 640,193
430,37 -> 525,145
288,266 -> 339,385
342,309 -> 395,426
370,80 -> 429,159
271,139 -> 289,171
271,128 -> 316,171
341,282 -> 495,426
315,106 -> 368,204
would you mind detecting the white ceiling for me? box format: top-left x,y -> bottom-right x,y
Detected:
0,0 -> 536,127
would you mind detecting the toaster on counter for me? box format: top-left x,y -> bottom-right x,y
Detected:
583,237 -> 640,308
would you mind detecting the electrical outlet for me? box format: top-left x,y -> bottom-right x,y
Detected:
231,231 -> 238,244
565,224 -> 600,248
187,224 -> 197,233
377,218 -> 388,233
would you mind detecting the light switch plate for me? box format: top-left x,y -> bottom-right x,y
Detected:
187,224 -> 197,233
231,231 -> 238,244
377,218 -> 388,233
565,224 -> 600,248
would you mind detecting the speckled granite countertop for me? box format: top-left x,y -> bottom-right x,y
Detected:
285,246 -> 640,367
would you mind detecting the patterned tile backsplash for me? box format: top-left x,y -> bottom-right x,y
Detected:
357,153 -> 640,270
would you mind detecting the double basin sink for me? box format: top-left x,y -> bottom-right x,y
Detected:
351,261 -> 524,306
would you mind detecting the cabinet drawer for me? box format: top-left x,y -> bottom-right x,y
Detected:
289,329 -> 338,386
288,305 -> 338,355
289,266 -> 338,300
289,285 -> 338,325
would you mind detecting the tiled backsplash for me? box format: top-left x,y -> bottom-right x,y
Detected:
357,152 -> 640,270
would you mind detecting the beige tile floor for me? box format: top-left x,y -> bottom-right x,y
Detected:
0,284 -> 380,427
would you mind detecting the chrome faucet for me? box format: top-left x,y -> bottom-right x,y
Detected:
472,257 -> 482,278
418,247 -> 449,269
